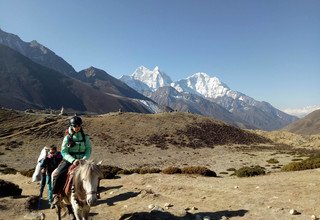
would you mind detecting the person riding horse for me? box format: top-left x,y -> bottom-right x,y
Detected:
51,116 -> 92,209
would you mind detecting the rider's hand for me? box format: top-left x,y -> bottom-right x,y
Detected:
73,159 -> 80,166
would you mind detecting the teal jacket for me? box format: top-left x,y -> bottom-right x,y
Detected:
61,127 -> 92,163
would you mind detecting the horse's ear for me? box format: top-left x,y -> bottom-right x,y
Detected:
97,160 -> 103,166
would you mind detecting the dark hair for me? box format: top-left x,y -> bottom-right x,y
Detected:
50,145 -> 57,151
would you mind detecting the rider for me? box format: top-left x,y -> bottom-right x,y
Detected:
51,115 -> 92,208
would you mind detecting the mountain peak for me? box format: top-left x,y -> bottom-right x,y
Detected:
130,66 -> 173,91
173,72 -> 230,99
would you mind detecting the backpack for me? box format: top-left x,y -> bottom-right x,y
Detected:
32,146 -> 50,182
65,128 -> 86,148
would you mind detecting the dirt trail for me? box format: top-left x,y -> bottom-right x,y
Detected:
0,118 -> 65,140
1,169 -> 320,220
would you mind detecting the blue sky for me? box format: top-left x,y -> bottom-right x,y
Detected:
0,0 -> 319,110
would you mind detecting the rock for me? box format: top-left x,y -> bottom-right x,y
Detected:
151,205 -> 164,212
221,216 -> 229,220
234,186 -> 239,189
203,216 -> 211,220
289,209 -> 298,215
148,204 -> 155,209
311,215 -> 318,220
24,212 -> 45,220
191,206 -> 198,211
164,203 -> 173,209
267,206 -> 272,209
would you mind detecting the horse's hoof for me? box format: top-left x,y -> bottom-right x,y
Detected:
69,213 -> 75,220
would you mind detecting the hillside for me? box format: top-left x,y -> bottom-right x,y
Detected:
284,109 -> 320,135
0,108 -> 271,171
0,44 -> 151,114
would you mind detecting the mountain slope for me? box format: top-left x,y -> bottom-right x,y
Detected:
284,109 -> 320,135
0,28 -> 77,77
167,72 -> 297,130
0,44 -> 151,113
150,86 -> 254,129
77,67 -> 149,100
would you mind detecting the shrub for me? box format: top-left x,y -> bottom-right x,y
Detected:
291,158 -> 303,162
181,166 -> 216,177
0,179 -> 22,197
235,166 -> 265,177
117,169 -> 134,175
100,165 -> 123,179
266,158 -> 279,164
0,167 -> 17,175
162,166 -> 182,174
20,169 -> 35,178
139,167 -> 161,174
282,154 -> 320,171
130,168 -> 142,174
226,168 -> 236,172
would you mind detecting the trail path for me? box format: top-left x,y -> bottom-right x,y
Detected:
0,118 -> 65,140
1,169 -> 320,220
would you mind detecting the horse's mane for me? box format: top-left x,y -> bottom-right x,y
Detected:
73,160 -> 103,197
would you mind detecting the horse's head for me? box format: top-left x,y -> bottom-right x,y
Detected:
75,160 -> 103,206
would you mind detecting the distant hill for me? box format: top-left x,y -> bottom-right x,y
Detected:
284,109 -> 320,135
0,44 -> 151,113
77,67 -> 150,100
0,28 -> 77,77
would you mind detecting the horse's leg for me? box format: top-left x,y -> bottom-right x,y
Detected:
83,206 -> 90,220
67,205 -> 75,220
55,205 -> 61,220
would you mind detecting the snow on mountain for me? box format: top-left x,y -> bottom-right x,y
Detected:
282,105 -> 320,118
120,67 -> 298,130
120,66 -> 173,94
172,72 -> 257,108
172,72 -> 229,98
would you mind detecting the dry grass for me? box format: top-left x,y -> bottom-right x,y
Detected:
253,130 -> 320,148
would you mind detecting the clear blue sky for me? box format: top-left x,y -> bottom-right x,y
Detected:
0,0 -> 319,110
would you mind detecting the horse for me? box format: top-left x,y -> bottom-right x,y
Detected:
54,160 -> 103,220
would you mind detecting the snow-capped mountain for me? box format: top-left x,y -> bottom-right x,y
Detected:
121,68 -> 298,130
120,66 -> 173,96
172,72 -> 257,107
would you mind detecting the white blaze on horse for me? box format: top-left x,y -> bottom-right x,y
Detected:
55,160 -> 103,220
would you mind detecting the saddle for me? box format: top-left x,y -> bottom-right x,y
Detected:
63,164 -> 78,196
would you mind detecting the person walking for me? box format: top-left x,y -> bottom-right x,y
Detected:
40,145 -> 62,206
